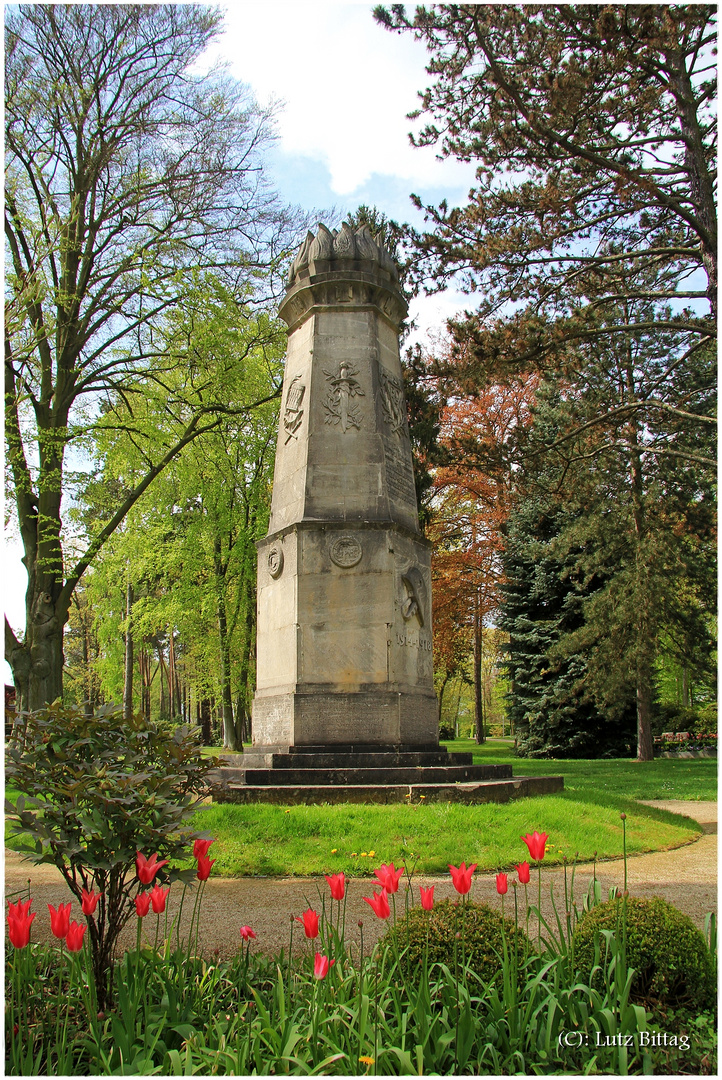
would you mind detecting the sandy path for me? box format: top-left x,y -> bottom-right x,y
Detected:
4,800 -> 716,960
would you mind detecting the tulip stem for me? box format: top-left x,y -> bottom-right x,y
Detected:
537,863 -> 542,952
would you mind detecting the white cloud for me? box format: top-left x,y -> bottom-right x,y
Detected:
205,2 -> 476,196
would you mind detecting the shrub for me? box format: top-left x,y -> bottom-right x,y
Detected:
573,896 -> 716,1011
383,898 -> 529,985
5,703 -> 216,1010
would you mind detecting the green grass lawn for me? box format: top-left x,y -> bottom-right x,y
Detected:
6,740 -> 715,878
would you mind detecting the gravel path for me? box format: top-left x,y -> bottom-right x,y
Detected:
4,800 -> 716,961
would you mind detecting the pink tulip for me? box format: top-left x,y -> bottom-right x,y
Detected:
448,861 -> 478,895
419,885 -> 435,911
325,872 -> 345,900
363,888 -> 391,920
149,883 -> 170,914
296,908 -> 320,939
48,902 -> 72,939
136,850 -> 169,885
521,831 -> 548,862
313,952 -> 335,979
240,925 -> 256,941
81,888 -> 101,916
515,861 -> 530,884
373,862 -> 404,894
135,892 -> 151,917
65,921 -> 86,952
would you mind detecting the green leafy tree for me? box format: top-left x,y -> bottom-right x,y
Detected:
5,4 -> 302,709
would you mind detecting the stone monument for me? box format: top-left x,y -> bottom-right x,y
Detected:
253,222 -> 437,746
211,224 -> 563,804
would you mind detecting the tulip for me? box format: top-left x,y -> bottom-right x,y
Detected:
496,873 -> 508,895
521,831 -> 548,862
313,952 -> 335,980
295,908 -> 320,939
448,861 -> 478,895
240,925 -> 256,941
149,883 -> 170,914
363,888 -> 391,920
373,862 -> 404,894
66,921 -> 86,952
7,908 -> 36,949
515,861 -> 531,884
81,888 -> 101,916
7,898 -> 33,920
48,901 -> 72,939
325,872 -> 345,900
193,838 -> 214,859
419,885 -> 435,911
135,892 -> 151,917
135,850 -> 169,885
196,854 -> 216,881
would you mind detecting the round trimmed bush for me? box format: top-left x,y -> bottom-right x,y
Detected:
383,898 -> 529,985
573,896 -> 715,1010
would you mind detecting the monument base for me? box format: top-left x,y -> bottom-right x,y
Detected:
252,690 -> 439,746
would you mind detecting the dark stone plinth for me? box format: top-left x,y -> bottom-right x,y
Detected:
212,775 -> 565,805
207,743 -> 564,803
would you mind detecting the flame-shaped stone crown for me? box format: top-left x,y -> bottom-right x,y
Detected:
287,222 -> 399,288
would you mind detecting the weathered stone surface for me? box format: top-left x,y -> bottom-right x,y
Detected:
252,225 -> 436,749
213,775 -> 565,805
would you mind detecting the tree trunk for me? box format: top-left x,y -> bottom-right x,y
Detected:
200,698 -> 212,745
473,590 -> 485,743
123,582 -> 134,720
5,593 -> 68,712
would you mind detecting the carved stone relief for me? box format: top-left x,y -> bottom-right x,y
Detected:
379,368 -> 408,438
267,545 -> 284,579
401,566 -> 427,627
322,361 -> 364,432
283,373 -> 306,444
329,536 -> 363,568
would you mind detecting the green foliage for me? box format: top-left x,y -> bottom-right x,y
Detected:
573,897 -> 716,1012
501,498 -> 637,758
5,703 -> 215,1008
385,898 -> 528,985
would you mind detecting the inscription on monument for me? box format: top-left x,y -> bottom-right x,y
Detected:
396,631 -> 433,651
379,368 -> 408,438
384,442 -> 416,506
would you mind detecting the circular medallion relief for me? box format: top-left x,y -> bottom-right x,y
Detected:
267,545 -> 284,579
329,535 -> 363,569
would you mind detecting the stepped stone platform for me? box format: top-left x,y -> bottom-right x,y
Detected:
207,743 -> 564,805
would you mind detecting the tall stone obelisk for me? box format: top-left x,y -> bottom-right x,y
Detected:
252,223 -> 438,748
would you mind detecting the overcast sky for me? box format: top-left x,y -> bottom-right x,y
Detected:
4,1 -> 476,679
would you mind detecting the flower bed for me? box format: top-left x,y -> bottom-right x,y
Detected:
6,826 -> 717,1076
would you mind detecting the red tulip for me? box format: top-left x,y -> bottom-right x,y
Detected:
196,854 -> 216,881
149,884 -> 170,914
65,921 -> 86,952
515,861 -> 531,884
363,888 -> 391,920
7,898 -> 33,920
240,925 -> 256,941
295,908 -> 320,939
325,872 -> 345,900
193,838 -> 214,859
521,832 -> 548,862
81,888 -> 101,916
48,902 -> 72,939
448,861 -> 478,895
135,892 -> 151,917
373,862 -> 404,894
135,850 -> 169,885
313,952 -> 335,980
419,885 -> 435,911
496,873 -> 508,896
7,908 -> 36,949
